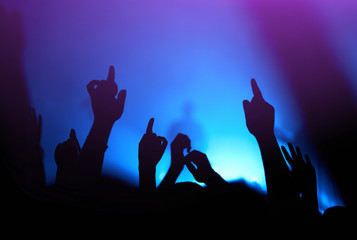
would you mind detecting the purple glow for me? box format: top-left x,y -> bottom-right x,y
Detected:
2,0 -> 354,211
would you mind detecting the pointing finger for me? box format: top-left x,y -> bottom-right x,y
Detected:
107,65 -> 115,82
146,118 -> 154,134
251,78 -> 263,99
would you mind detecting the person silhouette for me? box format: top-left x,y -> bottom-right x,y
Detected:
281,143 -> 319,215
158,133 -> 191,190
138,118 -> 168,192
54,128 -> 81,188
243,78 -> 296,214
78,65 -> 126,179
168,102 -> 207,151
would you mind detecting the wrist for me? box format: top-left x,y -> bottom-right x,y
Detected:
204,171 -> 226,187
93,117 -> 115,128
168,163 -> 184,175
255,133 -> 276,145
138,161 -> 156,173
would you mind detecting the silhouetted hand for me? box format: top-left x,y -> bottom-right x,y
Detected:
158,133 -> 191,189
139,118 -> 168,169
243,79 -> 293,207
281,143 -> 318,214
170,133 -> 191,170
55,129 -> 81,186
243,79 -> 275,139
185,150 -> 226,187
139,118 -> 168,191
78,66 -> 127,177
55,129 -> 81,168
87,66 -> 126,124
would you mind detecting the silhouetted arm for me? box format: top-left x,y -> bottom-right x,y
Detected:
55,129 -> 81,187
243,79 -> 294,204
78,66 -> 126,177
158,133 -> 191,189
282,143 -> 318,214
139,118 -> 168,192
185,150 -> 227,187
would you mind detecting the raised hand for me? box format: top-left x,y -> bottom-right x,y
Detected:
87,66 -> 126,124
158,133 -> 191,189
170,133 -> 191,170
55,129 -> 81,186
242,79 -> 293,207
243,79 -> 275,139
185,150 -> 226,187
139,118 -> 168,169
281,143 -> 318,214
55,129 -> 81,167
78,66 -> 127,178
139,118 -> 168,191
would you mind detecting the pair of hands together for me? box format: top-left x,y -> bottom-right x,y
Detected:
138,118 -> 216,184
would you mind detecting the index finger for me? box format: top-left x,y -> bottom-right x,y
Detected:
146,118 -> 154,134
251,78 -> 263,99
107,65 -> 115,82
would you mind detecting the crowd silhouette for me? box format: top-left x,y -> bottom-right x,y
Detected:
0,6 -> 352,225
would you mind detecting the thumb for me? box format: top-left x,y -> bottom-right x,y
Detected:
242,100 -> 251,115
70,128 -> 81,152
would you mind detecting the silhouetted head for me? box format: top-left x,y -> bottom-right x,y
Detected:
183,102 -> 194,119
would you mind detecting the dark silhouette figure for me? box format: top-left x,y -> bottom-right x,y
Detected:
281,143 -> 319,215
243,78 -> 295,213
0,4 -> 350,220
0,7 -> 50,222
185,150 -> 227,187
168,102 -> 206,151
78,66 -> 126,178
138,118 -> 168,192
0,6 -> 46,199
245,0 -> 357,207
54,128 -> 81,188
158,133 -> 191,189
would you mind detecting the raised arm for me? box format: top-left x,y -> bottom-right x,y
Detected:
158,133 -> 191,190
139,118 -> 168,192
78,66 -> 126,177
185,150 -> 227,187
55,129 -> 81,187
243,79 -> 295,205
281,143 -> 318,215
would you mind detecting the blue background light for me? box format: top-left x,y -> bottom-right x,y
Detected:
2,0 -> 353,212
